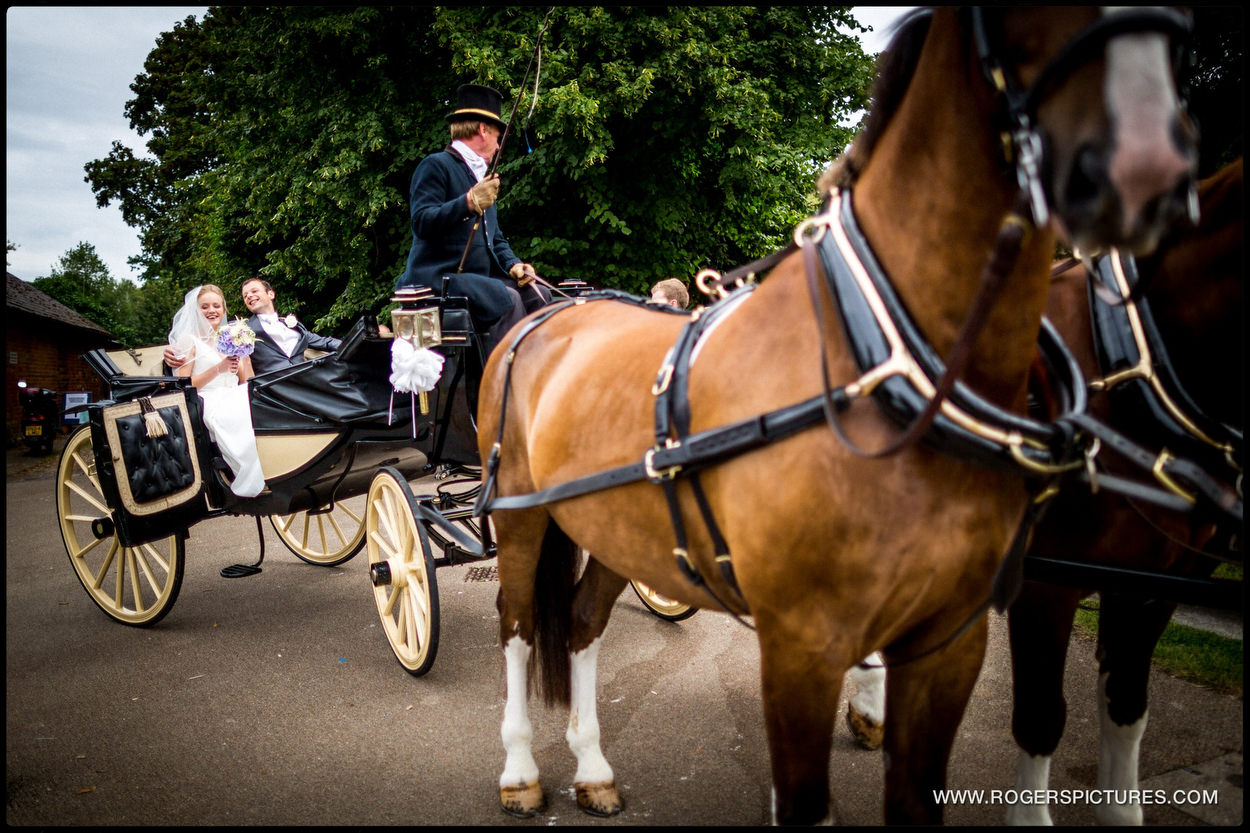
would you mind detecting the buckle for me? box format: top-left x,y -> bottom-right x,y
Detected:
644,442 -> 682,481
652,361 -> 675,396
1152,449 -> 1197,504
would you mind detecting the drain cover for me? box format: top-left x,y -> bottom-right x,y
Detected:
465,566 -> 498,583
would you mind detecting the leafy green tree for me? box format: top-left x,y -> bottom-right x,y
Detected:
32,243 -> 129,343
86,6 -> 875,331
29,243 -> 180,347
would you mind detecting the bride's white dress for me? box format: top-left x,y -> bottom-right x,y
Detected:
190,339 -> 265,497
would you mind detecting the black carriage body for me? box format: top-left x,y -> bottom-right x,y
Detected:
79,311 -> 481,548
86,379 -> 216,548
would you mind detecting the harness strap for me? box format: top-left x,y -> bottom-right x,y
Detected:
1087,250 -> 1243,469
658,477 -> 755,628
804,191 -> 1033,460
699,243 -> 798,299
651,291 -> 750,607
1066,412 -> 1243,519
475,297 -> 588,516
486,395 -> 832,512
991,486 -> 1057,611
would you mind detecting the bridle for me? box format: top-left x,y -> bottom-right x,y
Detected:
969,6 -> 1194,228
790,6 -> 1199,463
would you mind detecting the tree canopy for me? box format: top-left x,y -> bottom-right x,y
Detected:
80,6 -> 1242,340
30,242 -> 179,348
85,6 -> 875,332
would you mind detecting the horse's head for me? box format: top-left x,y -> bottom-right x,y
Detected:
977,7 -> 1198,256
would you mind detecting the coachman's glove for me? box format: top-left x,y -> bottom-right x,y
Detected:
467,175 -> 500,214
509,262 -> 537,286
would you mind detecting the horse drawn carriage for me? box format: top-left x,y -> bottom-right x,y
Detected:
50,7 -> 1243,825
54,279 -> 682,675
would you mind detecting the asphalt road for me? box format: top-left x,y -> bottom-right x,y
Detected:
5,442 -> 1243,826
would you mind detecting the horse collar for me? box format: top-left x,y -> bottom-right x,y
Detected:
1086,249 -> 1244,484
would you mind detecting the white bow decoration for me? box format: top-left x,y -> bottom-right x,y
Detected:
389,338 -> 444,393
388,338 -> 445,435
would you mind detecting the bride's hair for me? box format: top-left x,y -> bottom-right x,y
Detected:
169,283 -> 230,353
198,284 -> 228,316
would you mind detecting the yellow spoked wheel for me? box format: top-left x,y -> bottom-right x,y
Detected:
270,495 -> 366,566
631,580 -> 697,622
56,425 -> 184,626
366,467 -> 440,676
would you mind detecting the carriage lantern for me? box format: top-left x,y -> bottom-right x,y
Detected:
390,287 -> 443,414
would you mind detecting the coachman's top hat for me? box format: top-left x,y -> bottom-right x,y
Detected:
447,84 -> 507,131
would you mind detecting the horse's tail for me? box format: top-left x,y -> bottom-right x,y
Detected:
531,520 -> 579,707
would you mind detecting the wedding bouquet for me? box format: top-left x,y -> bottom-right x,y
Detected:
216,319 -> 257,358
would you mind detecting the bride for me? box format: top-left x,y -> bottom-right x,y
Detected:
168,285 -> 265,497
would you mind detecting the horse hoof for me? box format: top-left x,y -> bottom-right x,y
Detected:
847,705 -> 884,750
576,781 -> 623,817
500,781 -> 546,818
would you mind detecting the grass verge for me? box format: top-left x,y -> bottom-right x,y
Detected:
1073,599 -> 1243,698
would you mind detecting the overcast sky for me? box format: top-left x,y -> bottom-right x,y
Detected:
5,6 -> 909,285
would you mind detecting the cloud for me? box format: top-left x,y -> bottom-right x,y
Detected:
5,6 -> 207,283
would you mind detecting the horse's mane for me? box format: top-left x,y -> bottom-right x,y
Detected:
819,8 -> 935,194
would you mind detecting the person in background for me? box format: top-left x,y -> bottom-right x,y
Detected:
650,278 -> 690,309
394,83 -> 551,357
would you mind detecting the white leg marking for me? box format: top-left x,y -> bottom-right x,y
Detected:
567,637 -> 614,785
500,635 -> 539,788
770,788 -> 833,826
849,652 -> 886,725
1095,671 -> 1147,825
1006,751 -> 1054,826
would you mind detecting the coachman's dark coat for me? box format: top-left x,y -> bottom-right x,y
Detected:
397,148 -> 524,325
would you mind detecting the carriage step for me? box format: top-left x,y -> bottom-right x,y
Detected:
220,563 -> 262,578
221,517 -> 265,577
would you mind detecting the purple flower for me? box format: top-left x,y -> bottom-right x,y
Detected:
216,319 -> 257,358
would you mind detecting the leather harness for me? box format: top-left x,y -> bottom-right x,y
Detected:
475,189 -> 1243,626
471,7 -> 1240,636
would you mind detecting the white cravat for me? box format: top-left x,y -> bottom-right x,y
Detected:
451,140 -> 492,245
451,140 -> 488,182
259,312 -> 299,357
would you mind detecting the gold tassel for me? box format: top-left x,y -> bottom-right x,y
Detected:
140,398 -> 169,438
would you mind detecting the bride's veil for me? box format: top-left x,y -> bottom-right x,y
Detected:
168,286 -> 214,357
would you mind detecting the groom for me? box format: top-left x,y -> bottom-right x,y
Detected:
240,277 -> 342,374
162,278 -> 342,376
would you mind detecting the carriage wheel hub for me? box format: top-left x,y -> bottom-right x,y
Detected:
370,559 -> 409,588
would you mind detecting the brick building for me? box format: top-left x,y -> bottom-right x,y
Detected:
6,272 -> 117,446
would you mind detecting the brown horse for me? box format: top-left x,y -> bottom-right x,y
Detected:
845,159 -> 1243,823
1006,157 -> 1243,825
477,8 -> 1197,825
